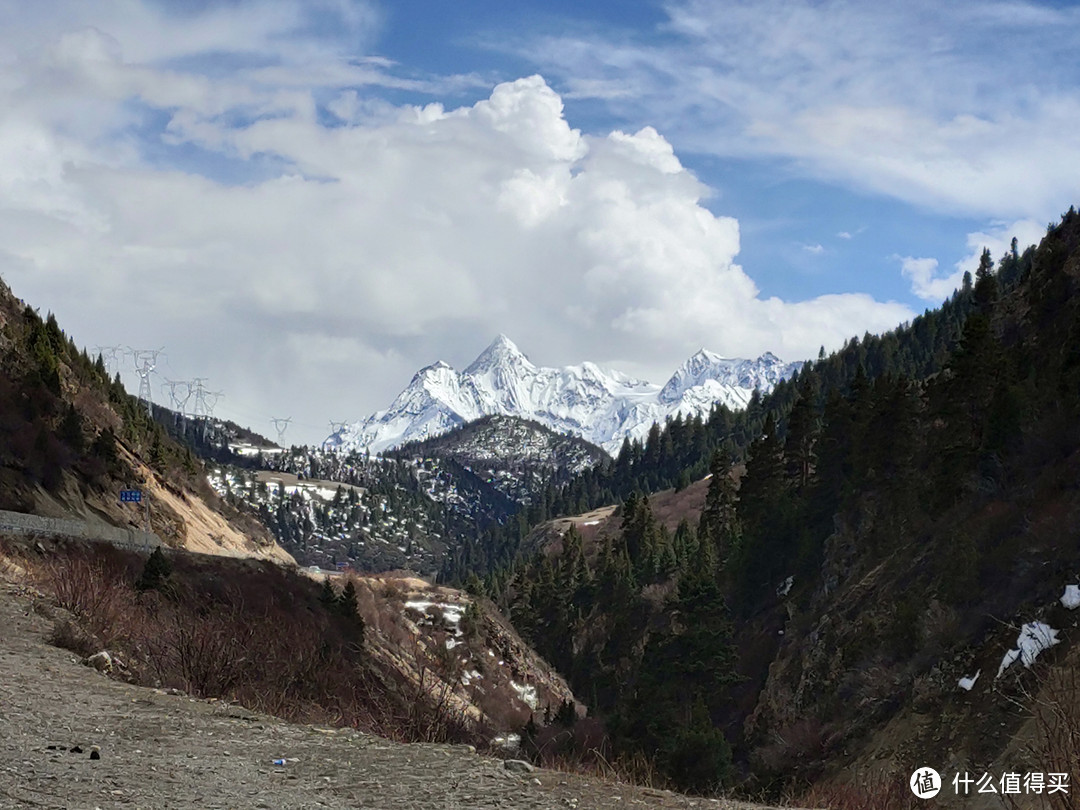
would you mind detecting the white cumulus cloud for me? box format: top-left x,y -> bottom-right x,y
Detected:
0,4 -> 914,442
900,218 -> 1046,302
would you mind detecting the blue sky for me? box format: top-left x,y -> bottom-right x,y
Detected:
0,0 -> 1077,442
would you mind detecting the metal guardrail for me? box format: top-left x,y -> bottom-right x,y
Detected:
0,508 -> 161,551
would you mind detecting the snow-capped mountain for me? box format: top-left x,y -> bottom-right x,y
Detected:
326,335 -> 803,455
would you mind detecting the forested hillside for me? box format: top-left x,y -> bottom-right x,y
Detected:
466,210 -> 1080,801
438,247 -> 1016,586
0,277 -> 282,559
197,418 -> 589,573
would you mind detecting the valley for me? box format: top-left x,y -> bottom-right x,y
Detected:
4,212 -> 1080,808
3,6 -> 1079,808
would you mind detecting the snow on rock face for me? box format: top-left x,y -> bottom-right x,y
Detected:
328,336 -> 803,455
658,350 -> 792,405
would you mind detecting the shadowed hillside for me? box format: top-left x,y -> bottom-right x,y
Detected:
471,209 -> 1080,804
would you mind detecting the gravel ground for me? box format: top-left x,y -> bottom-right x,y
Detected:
0,581 -> 795,810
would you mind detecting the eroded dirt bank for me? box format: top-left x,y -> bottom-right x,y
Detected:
0,581 -> 794,810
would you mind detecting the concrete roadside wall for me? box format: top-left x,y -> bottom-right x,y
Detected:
0,509 -> 161,552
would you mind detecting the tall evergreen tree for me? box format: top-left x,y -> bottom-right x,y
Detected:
697,451 -> 740,568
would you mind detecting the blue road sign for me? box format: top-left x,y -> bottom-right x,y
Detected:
120,489 -> 142,503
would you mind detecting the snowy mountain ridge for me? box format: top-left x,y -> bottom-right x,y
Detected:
326,336 -> 803,455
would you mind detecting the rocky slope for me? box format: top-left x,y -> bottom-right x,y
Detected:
0,573 -> 795,810
0,275 -> 291,564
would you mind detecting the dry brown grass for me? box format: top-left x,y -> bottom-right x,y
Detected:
790,770 -> 919,810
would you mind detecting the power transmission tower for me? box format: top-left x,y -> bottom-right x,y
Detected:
203,391 -> 223,418
188,379 -> 223,440
188,379 -> 211,419
128,348 -> 164,416
93,345 -> 124,378
190,380 -> 223,417
270,417 -> 291,446
162,379 -> 192,415
325,420 -> 349,449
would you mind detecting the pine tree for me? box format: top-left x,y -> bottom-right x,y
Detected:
697,451 -> 740,567
616,564 -> 738,792
318,577 -> 337,608
783,373 -> 819,490
339,579 -> 360,618
136,547 -> 173,592
59,404 -> 84,454
973,247 -> 998,309
732,412 -> 792,610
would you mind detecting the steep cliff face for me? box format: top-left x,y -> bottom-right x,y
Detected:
746,483 -> 1080,793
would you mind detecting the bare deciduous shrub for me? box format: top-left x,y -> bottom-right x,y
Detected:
751,716 -> 828,775
792,770 -> 918,810
145,601 -> 255,697
1003,662 -> 1080,810
40,550 -> 133,646
28,542 -> 485,748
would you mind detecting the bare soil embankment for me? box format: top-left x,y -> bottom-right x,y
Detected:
0,579 -> 797,810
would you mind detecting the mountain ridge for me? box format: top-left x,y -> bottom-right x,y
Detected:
328,336 -> 803,455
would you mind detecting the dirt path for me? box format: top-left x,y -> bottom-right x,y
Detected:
0,582 -> 795,810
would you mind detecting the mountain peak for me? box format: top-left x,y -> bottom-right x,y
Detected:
688,348 -> 724,365
465,334 -> 531,375
335,340 -> 803,454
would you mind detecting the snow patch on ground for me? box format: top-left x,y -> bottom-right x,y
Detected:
996,649 -> 1021,678
404,600 -> 465,626
958,670 -> 981,691
996,622 -> 1060,678
510,681 -> 538,710
1061,584 -> 1080,610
